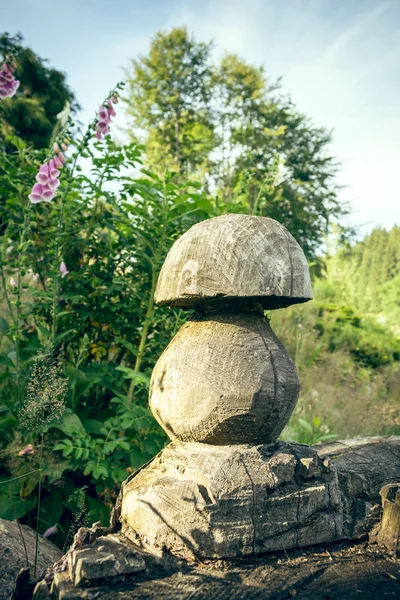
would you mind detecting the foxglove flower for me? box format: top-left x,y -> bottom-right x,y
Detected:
36,163 -> 50,185
9,276 -> 17,287
0,62 -> 20,99
107,98 -> 116,117
18,444 -> 34,456
95,94 -> 118,140
43,524 -> 58,538
29,152 -> 66,204
60,261 -> 69,278
49,158 -> 60,179
41,186 -> 56,202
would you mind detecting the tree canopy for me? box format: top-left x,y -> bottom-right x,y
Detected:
0,32 -> 77,149
125,27 -> 347,258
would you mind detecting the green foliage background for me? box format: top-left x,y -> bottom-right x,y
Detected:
0,29 -> 398,550
0,32 -> 77,150
125,27 -> 347,259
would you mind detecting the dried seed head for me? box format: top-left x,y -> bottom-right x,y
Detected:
19,349 -> 67,434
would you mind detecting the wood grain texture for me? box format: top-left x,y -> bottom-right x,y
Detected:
120,441 -> 342,559
317,436 -> 400,538
149,312 -> 299,444
154,214 -> 313,309
119,437 -> 400,560
0,518 -> 62,600
376,483 -> 400,551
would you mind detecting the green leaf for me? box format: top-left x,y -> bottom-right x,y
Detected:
318,434 -> 337,442
54,329 -> 76,344
118,440 -> 130,451
82,419 -> 104,434
114,337 -> 137,355
0,354 -> 15,367
0,317 -> 10,335
53,443 -> 66,451
115,367 -> 150,386
0,492 -> 36,520
297,418 -> 313,434
55,311 -> 74,319
35,323 -> 50,337
51,409 -> 86,436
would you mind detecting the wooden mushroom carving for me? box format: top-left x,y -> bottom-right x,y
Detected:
151,214 -> 312,445
120,215 -> 324,559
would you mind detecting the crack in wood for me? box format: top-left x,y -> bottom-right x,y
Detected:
240,457 -> 257,556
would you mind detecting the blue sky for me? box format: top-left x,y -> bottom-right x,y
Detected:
3,0 -> 400,234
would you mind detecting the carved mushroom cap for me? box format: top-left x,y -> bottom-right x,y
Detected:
155,214 -> 313,309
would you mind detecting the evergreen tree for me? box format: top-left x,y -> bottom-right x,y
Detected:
327,226 -> 400,326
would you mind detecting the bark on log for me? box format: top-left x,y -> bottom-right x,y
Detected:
317,437 -> 400,538
0,518 -> 62,600
150,312 -> 299,444
154,214 -> 313,309
376,483 -> 400,551
44,537 -> 400,600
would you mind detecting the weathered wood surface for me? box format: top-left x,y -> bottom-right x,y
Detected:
375,483 -> 400,551
150,312 -> 299,444
0,518 -> 62,600
154,215 -> 313,309
68,534 -> 146,587
120,441 -> 341,559
318,437 -> 400,538
119,437 -> 400,560
43,540 -> 400,600
32,438 -> 400,599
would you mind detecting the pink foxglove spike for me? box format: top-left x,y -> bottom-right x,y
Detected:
36,163 -> 50,185
49,159 -> 60,179
29,183 -> 44,203
60,261 -> 69,278
0,63 -> 20,98
43,524 -> 58,538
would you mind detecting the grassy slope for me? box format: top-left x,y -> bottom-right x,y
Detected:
274,279 -> 400,444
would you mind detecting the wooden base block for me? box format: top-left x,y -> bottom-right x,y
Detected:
120,442 -> 342,559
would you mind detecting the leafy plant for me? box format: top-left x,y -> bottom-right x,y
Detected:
282,416 -> 337,446
0,77 -> 215,549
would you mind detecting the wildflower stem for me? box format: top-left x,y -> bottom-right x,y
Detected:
127,179 -> 168,402
9,485 -> 29,568
34,432 -> 44,578
0,469 -> 40,484
0,255 -> 15,321
51,199 -> 66,344
15,200 -> 32,404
